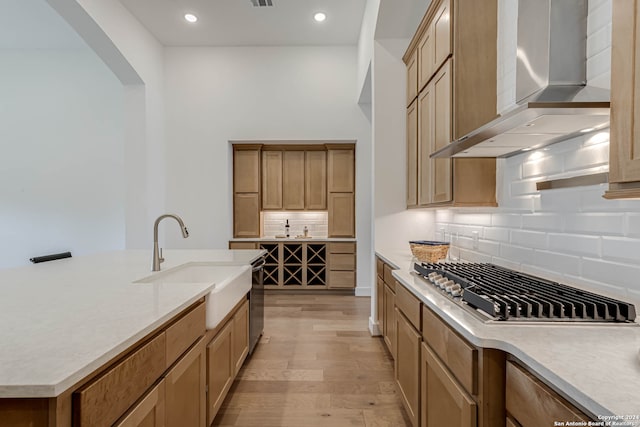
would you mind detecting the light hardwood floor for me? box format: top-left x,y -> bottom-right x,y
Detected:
213,294 -> 411,426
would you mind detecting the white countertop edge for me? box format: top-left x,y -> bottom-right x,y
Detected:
0,287 -> 213,399
377,249 -> 640,418
230,237 -> 357,242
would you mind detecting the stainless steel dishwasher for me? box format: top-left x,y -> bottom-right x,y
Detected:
249,256 -> 265,354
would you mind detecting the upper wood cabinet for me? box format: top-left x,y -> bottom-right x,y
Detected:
262,151 -> 283,210
305,151 -> 327,210
407,50 -> 419,106
283,151 -> 305,209
328,192 -> 355,237
405,0 -> 497,208
233,146 -> 261,238
328,148 -> 355,192
605,0 -> 640,199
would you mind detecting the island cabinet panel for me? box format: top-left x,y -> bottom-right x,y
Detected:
395,308 -> 422,427
606,0 -> 640,198
114,380 -> 165,427
421,343 -> 477,427
165,302 -> 206,369
73,333 -> 167,427
506,361 -> 589,427
232,299 -> 250,376
282,151 -> 305,210
206,321 -> 233,426
165,338 -> 206,427
305,151 -> 327,210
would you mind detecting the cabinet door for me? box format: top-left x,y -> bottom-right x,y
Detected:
283,151 -> 305,210
376,277 -> 384,324
305,151 -> 327,210
165,338 -> 206,427
114,380 -> 165,427
328,192 -> 355,237
206,322 -> 233,426
383,284 -> 396,358
407,99 -> 419,208
431,60 -> 452,204
421,343 -> 476,427
234,148 -> 260,193
327,149 -> 355,192
233,299 -> 250,376
433,0 -> 452,73
233,193 -> 260,238
608,0 -> 640,188
262,151 -> 283,209
395,309 -> 421,427
418,25 -> 434,91
407,50 -> 418,105
418,83 -> 433,206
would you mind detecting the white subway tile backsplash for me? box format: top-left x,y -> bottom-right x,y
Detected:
626,214 -> 640,237
452,212 -> 492,226
511,230 -> 547,249
491,213 -> 522,228
262,211 -> 328,237
581,258 -> 640,291
563,141 -> 609,171
564,213 -> 625,235
483,227 -> 510,242
601,237 -> 640,263
521,213 -> 564,231
547,233 -> 600,257
522,155 -> 563,178
499,244 -> 535,263
538,189 -> 582,213
491,257 -> 522,271
510,179 -> 538,196
530,250 -> 581,276
458,249 -> 493,263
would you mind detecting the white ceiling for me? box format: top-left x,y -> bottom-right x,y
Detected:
0,0 -> 86,49
119,0 -> 367,47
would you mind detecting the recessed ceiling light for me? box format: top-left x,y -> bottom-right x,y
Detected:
314,12 -> 327,22
184,13 -> 198,23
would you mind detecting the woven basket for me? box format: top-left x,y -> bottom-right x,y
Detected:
409,241 -> 450,263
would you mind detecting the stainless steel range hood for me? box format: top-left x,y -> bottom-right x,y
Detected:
432,0 -> 610,159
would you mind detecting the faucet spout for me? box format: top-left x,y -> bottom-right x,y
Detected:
152,214 -> 189,271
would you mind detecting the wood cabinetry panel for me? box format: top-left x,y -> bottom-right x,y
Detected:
228,242 -> 258,250
233,193 -> 260,238
233,149 -> 260,193
418,26 -> 434,92
232,299 -> 249,376
262,151 -> 283,210
206,321 -> 233,426
376,276 -> 384,322
73,333 -> 167,427
383,284 -> 396,358
165,338 -> 206,427
407,50 -> 419,105
329,242 -> 356,254
328,193 -> 355,237
396,309 -> 421,427
422,343 -> 476,427
431,60 -> 452,204
422,306 -> 476,395
329,253 -> 356,271
383,264 -> 396,291
418,83 -> 433,206
114,380 -> 165,427
407,100 -> 419,207
327,149 -> 355,192
376,257 -> 384,278
328,271 -> 356,288
506,361 -> 588,427
165,302 -> 205,369
283,151 -> 305,210
305,151 -> 327,210
395,283 -> 422,331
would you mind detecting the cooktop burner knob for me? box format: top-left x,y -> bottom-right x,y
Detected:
428,272 -> 439,281
436,277 -> 448,288
449,283 -> 462,295
431,274 -> 444,284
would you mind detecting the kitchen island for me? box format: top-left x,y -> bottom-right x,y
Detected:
0,249 -> 264,426
376,248 -> 640,424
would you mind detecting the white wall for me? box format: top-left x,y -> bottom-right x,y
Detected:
0,49 -> 124,268
163,46 -> 373,294
357,0 -> 381,101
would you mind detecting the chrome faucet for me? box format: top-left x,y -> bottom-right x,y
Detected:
152,214 -> 189,271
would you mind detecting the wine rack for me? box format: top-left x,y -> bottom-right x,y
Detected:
260,243 -> 280,286
283,244 -> 303,286
306,244 -> 326,286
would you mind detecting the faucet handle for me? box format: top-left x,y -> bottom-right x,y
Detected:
159,248 -> 164,263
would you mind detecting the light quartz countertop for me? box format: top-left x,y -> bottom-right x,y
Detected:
230,237 -> 356,242
376,248 -> 640,421
0,249 -> 264,398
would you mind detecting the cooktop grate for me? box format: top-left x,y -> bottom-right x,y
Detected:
414,262 -> 637,322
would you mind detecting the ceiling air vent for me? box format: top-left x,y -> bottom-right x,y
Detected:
250,0 -> 273,6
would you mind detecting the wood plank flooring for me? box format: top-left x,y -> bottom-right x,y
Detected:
213,294 -> 410,427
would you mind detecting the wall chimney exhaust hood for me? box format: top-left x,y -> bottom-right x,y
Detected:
431,0 -> 610,159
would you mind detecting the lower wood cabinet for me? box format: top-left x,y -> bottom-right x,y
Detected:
383,283 -> 396,358
114,380 -> 165,427
206,298 -> 251,425
396,308 -> 422,427
421,343 -> 477,427
165,338 -> 206,427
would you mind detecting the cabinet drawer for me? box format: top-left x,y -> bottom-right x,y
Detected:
328,271 -> 356,288
395,282 -> 421,331
113,379 -> 165,427
383,264 -> 395,291
329,242 -> 356,254
422,306 -> 477,395
376,257 -> 384,278
329,253 -> 356,271
165,301 -> 206,369
506,361 -> 589,426
73,333 -> 167,427
228,241 -> 257,249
